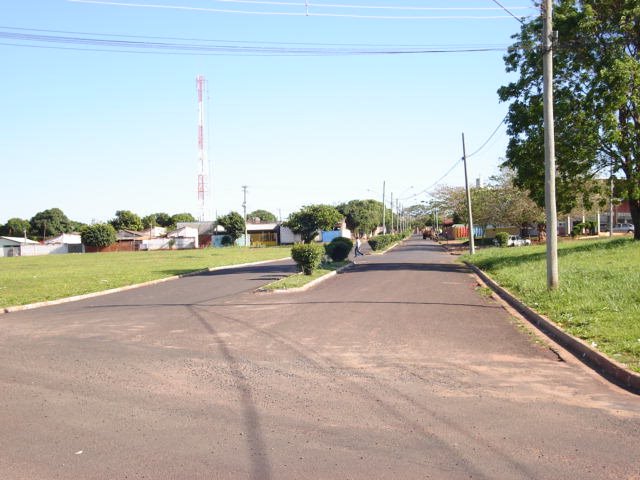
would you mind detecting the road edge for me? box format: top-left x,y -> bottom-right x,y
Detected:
1,257 -> 291,315
465,261 -> 640,395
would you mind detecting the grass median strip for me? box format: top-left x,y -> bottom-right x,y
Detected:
0,247 -> 290,309
462,237 -> 640,373
260,261 -> 349,291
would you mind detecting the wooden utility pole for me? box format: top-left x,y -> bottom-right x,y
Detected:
542,0 -> 559,289
462,133 -> 475,255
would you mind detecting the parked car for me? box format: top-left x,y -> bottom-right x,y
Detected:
612,223 -> 635,234
493,235 -> 531,247
507,235 -> 531,247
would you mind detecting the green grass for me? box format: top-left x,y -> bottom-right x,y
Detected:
0,247 -> 290,308
260,261 -> 349,291
462,238 -> 640,372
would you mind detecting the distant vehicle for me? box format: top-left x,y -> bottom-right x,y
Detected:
612,223 -> 635,234
507,235 -> 531,247
493,235 -> 531,247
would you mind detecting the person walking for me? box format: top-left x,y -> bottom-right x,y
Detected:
354,237 -> 364,258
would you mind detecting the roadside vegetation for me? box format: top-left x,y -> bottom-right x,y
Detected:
0,247 -> 289,309
462,237 -> 640,372
260,261 -> 349,291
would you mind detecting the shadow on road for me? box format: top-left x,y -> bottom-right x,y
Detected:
340,262 -> 473,274
188,305 -> 273,480
157,263 -> 297,278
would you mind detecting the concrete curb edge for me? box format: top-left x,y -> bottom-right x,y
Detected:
257,263 -> 354,294
1,256 -> 291,315
465,261 -> 640,395
256,236 -> 409,294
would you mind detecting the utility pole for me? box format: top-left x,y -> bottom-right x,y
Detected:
462,133 -> 475,255
609,161 -> 614,237
543,0 -> 559,289
382,181 -> 386,234
242,185 -> 248,247
390,192 -> 394,232
434,207 -> 439,233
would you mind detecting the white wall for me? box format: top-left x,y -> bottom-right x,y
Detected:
20,244 -> 69,256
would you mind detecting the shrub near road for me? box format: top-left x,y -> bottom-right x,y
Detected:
462,238 -> 640,372
0,247 -> 289,309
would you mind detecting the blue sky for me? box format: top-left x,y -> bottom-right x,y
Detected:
1,0 -> 536,225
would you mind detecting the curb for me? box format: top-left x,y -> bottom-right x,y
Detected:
1,257 -> 291,315
256,237 -> 408,294
465,262 -> 640,395
257,263 -> 354,294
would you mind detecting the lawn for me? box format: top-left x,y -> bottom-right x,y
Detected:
0,247 -> 290,309
462,237 -> 640,372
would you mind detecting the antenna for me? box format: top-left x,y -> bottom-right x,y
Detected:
196,75 -> 209,221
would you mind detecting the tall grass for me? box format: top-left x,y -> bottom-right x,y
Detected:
0,247 -> 289,308
463,238 -> 640,372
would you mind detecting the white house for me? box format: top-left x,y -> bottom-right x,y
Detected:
44,233 -> 82,245
167,226 -> 199,249
0,236 -> 39,257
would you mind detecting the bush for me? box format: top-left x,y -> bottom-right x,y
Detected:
367,233 -> 403,251
325,237 -> 353,262
220,235 -> 234,246
495,231 -> 509,247
81,223 -> 117,248
291,243 -> 325,275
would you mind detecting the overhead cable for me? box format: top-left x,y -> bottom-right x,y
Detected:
489,0 -> 526,24
67,0 -> 534,20
212,0 -> 535,12
465,114 -> 507,158
405,159 -> 462,201
0,28 -> 509,55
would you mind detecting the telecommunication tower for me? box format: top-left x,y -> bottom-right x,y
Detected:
196,75 -> 210,221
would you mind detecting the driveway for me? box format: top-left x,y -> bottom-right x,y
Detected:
1,238 -> 638,479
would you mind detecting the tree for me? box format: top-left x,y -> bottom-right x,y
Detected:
81,223 -> 116,248
217,212 -> 245,242
1,218 -> 31,237
110,210 -> 143,231
498,1 -> 640,239
142,212 -> 172,229
285,204 -> 343,243
30,208 -> 73,238
336,199 -> 382,236
171,213 -> 196,226
430,173 -> 543,233
247,209 -> 277,223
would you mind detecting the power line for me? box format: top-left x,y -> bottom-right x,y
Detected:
68,0 -> 534,20
212,0 -> 535,12
0,29 -> 510,56
465,114 -> 507,158
489,0 -> 525,24
0,25 -> 511,49
404,159 -> 462,202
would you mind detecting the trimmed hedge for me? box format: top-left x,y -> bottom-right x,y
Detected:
367,233 -> 406,251
325,237 -> 353,262
291,243 -> 325,275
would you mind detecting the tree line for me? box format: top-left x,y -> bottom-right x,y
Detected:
0,208 -> 197,241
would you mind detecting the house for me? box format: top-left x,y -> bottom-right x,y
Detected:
140,226 -> 166,238
167,226 -> 199,249
44,233 -> 82,245
246,223 -> 279,247
177,221 -> 216,247
0,236 -> 39,257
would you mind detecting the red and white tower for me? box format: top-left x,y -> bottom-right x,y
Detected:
196,75 -> 209,221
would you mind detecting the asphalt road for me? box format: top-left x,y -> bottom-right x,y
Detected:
1,237 -> 639,479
